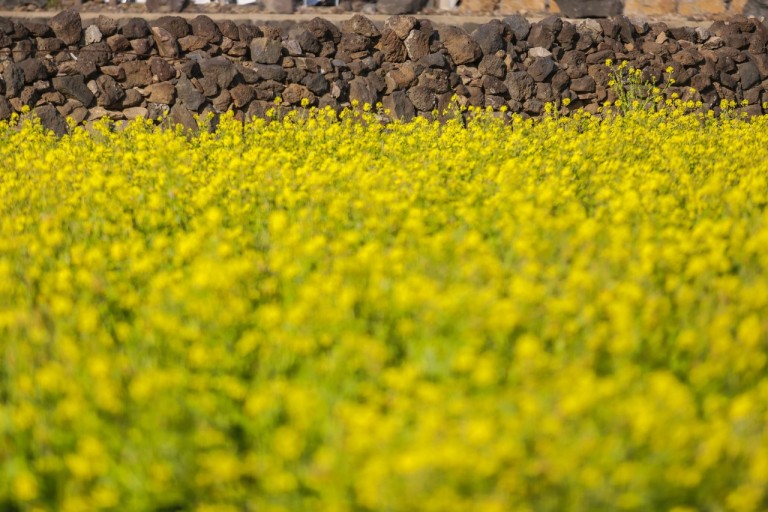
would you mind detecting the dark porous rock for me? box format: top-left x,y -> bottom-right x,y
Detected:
36,36 -> 64,53
385,64 -> 417,90
121,18 -> 151,39
253,64 -> 287,81
301,72 -> 329,95
571,75 -> 596,93
230,83 -> 254,107
472,20 -> 505,56
3,61 -> 25,97
149,56 -> 176,82
418,68 -> 450,93
419,51 -> 448,68
0,96 -> 11,119
95,74 -> 125,108
80,42 -> 112,66
152,26 -> 180,58
378,28 -> 407,62
404,29 -> 430,61
120,60 -> 153,88
169,103 -> 197,132
382,90 -> 415,120
179,34 -> 207,52
199,56 -> 238,88
478,54 -> 505,79
557,21 -> 578,48
154,16 -> 190,39
349,75 -> 378,106
250,37 -> 283,64
303,17 -> 342,43
482,74 -> 507,95
738,59 -> 761,90
145,81 -> 176,104
506,71 -> 535,102
18,58 -> 47,84
560,50 -> 587,79
11,39 -> 33,62
130,37 -> 154,57
96,15 -> 118,38
237,23 -> 262,44
176,74 -> 206,110
377,0 -> 426,15
106,33 -> 131,52
342,14 -> 380,38
408,85 -> 435,111
503,14 -> 530,42
385,15 -> 418,40
53,74 -> 94,107
289,27 -> 322,55
338,32 -> 371,55
553,0 -> 622,17
49,9 -> 81,46
24,21 -> 51,38
34,104 -> 68,136
440,26 -> 482,65
190,15 -> 222,44
282,83 -> 315,105
528,22 -> 555,50
121,88 -> 145,108
528,56 -> 556,82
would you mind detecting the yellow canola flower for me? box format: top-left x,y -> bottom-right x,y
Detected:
0,107 -> 767,512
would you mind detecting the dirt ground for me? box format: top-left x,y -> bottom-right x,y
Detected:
0,5 -> 725,29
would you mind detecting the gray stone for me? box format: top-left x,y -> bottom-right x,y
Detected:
5,61 -> 29,97
482,75 -> 507,95
528,23 -> 555,50
250,37 -> 282,64
301,72 -> 330,95
84,25 -> 102,45
48,9 -> 81,46
529,46 -> 552,58
53,74 -> 94,107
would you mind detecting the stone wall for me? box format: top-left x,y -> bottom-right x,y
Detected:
1,10 -> 768,134
463,0 -> 757,16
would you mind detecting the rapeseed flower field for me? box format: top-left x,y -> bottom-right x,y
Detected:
1,105 -> 768,511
